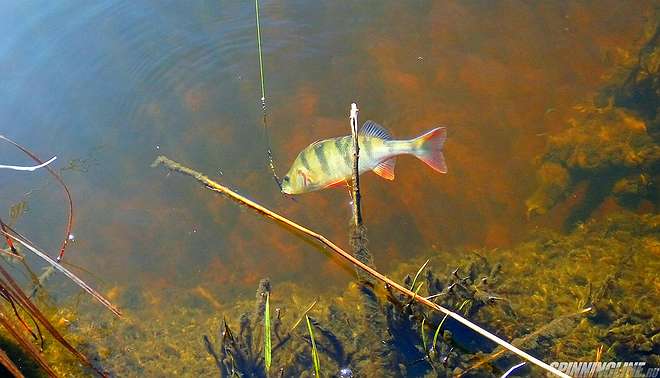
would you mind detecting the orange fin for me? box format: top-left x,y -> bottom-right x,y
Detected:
372,158 -> 396,180
413,127 -> 447,174
324,179 -> 347,189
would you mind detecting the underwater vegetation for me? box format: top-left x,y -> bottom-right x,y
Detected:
202,256 -> 515,377
193,213 -> 657,378
0,138 -> 121,377
527,25 -> 659,223
22,209 -> 650,377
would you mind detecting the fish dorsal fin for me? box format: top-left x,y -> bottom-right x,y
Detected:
308,139 -> 323,148
360,121 -> 392,140
372,158 -> 396,180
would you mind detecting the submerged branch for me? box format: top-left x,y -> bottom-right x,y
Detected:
0,347 -> 24,378
0,307 -> 57,377
151,155 -> 569,378
0,227 -> 122,318
348,103 -> 374,280
0,135 -> 73,262
349,103 -> 362,228
0,217 -> 17,254
0,264 -> 108,377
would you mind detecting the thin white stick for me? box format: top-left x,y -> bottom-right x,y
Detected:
501,362 -> 526,378
0,156 -> 57,171
350,103 -> 359,135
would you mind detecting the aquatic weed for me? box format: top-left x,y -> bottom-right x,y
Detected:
264,292 -> 272,372
306,315 -> 320,377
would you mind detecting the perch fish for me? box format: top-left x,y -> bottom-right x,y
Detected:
280,121 -> 447,194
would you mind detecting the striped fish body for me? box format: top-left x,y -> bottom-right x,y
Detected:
280,121 -> 447,194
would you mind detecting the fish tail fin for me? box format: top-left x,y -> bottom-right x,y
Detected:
410,127 -> 447,173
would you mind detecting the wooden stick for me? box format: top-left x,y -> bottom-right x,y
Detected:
151,155 -> 569,378
349,103 -> 362,227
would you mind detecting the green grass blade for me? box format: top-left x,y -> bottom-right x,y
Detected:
432,315 -> 445,351
264,293 -> 272,372
421,317 -> 427,352
433,299 -> 470,351
306,315 -> 320,376
414,281 -> 424,295
409,258 -> 430,290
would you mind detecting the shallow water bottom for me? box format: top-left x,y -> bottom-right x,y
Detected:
5,211 -> 654,377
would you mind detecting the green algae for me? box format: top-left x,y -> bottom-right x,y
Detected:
526,106 -> 658,220
527,25 -> 660,222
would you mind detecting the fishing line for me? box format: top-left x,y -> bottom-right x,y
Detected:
254,0 -> 283,192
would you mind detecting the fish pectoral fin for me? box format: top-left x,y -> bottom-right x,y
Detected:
372,158 -> 396,180
323,179 -> 347,189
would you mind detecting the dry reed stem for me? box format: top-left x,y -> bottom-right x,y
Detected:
0,307 -> 57,377
0,135 -> 73,262
151,155 -> 570,378
0,347 -> 25,378
0,264 -> 108,376
0,228 -> 122,318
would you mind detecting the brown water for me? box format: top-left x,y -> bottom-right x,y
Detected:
0,1 -> 657,374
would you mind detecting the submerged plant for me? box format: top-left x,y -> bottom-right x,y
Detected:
0,137 -> 121,376
264,292 -> 272,372
306,315 -> 320,377
527,25 -> 659,223
0,262 -> 108,377
204,279 -> 289,377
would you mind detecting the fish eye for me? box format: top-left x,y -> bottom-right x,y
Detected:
282,176 -> 289,182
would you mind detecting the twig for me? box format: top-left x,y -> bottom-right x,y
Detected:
0,227 -> 122,318
0,308 -> 57,377
348,103 -> 374,280
501,362 -> 526,378
0,347 -> 24,378
0,265 -> 108,377
0,135 -> 73,262
349,103 -> 361,227
460,307 -> 591,376
288,299 -> 318,333
151,155 -> 569,378
0,217 -> 17,254
0,156 -> 57,172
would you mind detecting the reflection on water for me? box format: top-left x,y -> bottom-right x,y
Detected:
0,0 -> 657,375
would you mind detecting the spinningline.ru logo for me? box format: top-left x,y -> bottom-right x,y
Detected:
549,361 -> 658,377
